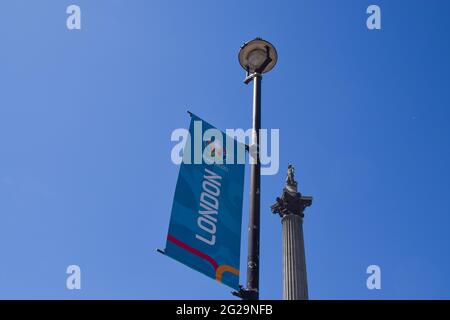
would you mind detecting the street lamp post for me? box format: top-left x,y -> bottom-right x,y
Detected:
235,38 -> 278,300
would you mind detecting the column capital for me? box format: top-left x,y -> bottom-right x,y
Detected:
271,164 -> 312,218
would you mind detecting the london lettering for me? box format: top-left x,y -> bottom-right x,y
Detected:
195,168 -> 222,246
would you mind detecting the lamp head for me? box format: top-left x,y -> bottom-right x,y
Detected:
238,38 -> 278,74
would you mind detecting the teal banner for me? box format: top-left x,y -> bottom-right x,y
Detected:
164,114 -> 245,290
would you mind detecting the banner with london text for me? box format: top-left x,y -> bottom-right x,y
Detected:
163,113 -> 245,290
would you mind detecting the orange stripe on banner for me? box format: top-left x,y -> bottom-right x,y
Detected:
215,265 -> 240,283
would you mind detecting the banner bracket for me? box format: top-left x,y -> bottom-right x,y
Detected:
231,286 -> 258,300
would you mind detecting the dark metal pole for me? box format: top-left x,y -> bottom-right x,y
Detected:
246,73 -> 262,300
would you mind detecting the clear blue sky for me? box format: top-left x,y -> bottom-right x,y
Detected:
1,0 -> 450,299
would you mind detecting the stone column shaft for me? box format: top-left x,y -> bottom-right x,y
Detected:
282,214 -> 308,300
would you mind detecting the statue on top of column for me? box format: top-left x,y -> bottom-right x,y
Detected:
271,164 -> 312,218
286,164 -> 297,192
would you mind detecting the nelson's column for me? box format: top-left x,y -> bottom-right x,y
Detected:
271,164 -> 313,300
